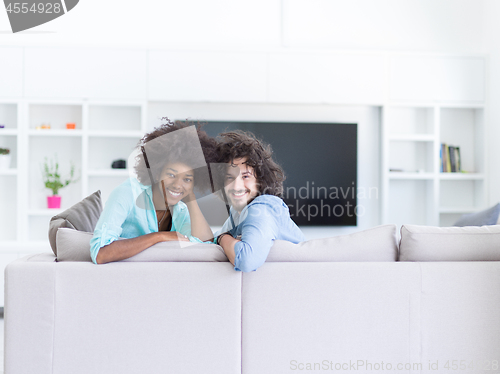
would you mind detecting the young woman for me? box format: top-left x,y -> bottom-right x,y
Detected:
90,120 -> 217,264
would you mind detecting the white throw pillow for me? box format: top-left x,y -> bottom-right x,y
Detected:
56,228 -> 227,262
266,224 -> 398,262
399,224 -> 500,261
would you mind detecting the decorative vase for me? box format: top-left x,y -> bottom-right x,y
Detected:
47,195 -> 61,209
0,154 -> 11,169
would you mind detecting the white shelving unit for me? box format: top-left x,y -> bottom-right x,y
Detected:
382,104 -> 487,227
0,99 -> 147,244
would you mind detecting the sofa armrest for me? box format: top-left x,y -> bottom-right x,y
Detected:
4,255 -> 242,374
4,254 -> 57,373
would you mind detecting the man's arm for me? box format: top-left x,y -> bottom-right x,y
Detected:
218,201 -> 278,272
218,234 -> 238,265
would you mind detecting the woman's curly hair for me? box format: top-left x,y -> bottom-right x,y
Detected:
134,119 -> 218,193
215,130 -> 285,197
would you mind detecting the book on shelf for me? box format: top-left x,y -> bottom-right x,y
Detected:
440,143 -> 461,173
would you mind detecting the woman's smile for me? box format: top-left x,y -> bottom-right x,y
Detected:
166,188 -> 183,198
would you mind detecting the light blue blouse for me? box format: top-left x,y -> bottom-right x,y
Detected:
90,178 -> 202,264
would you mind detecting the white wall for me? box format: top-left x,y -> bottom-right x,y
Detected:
284,0 -> 486,52
482,0 -> 500,206
1,0 -> 498,206
0,0 -> 487,51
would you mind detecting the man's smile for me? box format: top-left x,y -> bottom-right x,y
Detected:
230,190 -> 248,198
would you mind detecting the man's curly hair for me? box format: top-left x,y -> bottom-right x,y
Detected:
215,130 -> 285,197
134,119 -> 218,193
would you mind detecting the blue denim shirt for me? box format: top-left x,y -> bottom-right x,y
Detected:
216,195 -> 305,272
90,178 -> 202,264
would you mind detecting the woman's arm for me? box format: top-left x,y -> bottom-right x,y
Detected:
95,231 -> 188,264
183,192 -> 214,242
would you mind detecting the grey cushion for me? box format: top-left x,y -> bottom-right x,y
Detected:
48,190 -> 103,255
56,228 -> 228,262
266,224 -> 398,262
399,224 -> 500,261
454,203 -> 500,227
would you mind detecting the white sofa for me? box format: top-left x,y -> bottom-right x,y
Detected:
4,224 -> 500,374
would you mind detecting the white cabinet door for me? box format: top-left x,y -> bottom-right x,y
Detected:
24,48 -> 147,99
390,56 -> 485,102
148,50 -> 267,102
0,47 -> 23,98
268,53 -> 386,104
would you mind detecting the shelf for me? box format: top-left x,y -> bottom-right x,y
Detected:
0,129 -> 18,136
385,106 -> 434,135
88,169 -> 131,177
439,173 -> 484,180
28,130 -> 83,137
388,172 -> 434,180
88,130 -> 143,138
28,209 -> 63,216
388,134 -> 435,142
0,169 -> 17,176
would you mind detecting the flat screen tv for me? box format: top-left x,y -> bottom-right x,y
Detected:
201,121 -> 357,226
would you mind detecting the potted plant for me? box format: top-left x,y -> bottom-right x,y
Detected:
0,148 -> 11,169
41,156 -> 78,209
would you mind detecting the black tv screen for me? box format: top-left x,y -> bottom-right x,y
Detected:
202,121 -> 357,226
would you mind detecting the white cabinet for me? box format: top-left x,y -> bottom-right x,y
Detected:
438,107 -> 486,226
382,105 -> 486,227
0,102 -> 21,241
1,100 -> 147,242
24,48 -> 148,99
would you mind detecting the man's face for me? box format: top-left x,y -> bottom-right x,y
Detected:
224,157 -> 259,212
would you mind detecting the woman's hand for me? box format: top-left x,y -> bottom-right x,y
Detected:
183,191 -> 214,242
181,189 -> 197,204
157,231 -> 190,242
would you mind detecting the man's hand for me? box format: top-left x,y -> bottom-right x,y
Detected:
218,233 -> 240,265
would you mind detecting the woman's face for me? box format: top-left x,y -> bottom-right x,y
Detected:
158,162 -> 194,206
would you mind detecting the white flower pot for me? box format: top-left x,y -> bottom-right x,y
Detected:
0,154 -> 11,169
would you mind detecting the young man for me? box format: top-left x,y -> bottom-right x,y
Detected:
215,131 -> 305,272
